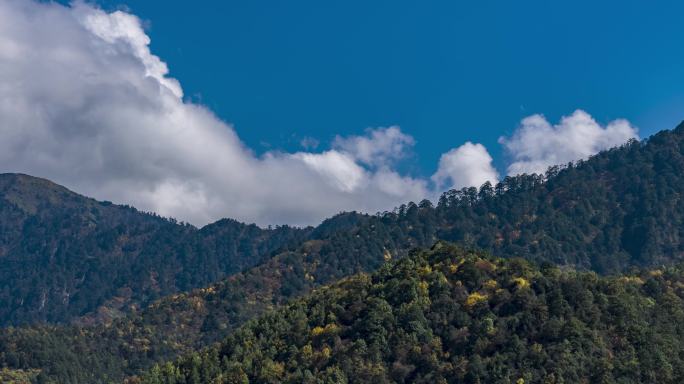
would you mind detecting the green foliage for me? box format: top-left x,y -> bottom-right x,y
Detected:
0,367 -> 40,383
141,243 -> 684,384
4,123 -> 684,382
0,174 -> 307,326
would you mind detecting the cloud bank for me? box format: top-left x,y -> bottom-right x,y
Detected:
0,1 -> 638,226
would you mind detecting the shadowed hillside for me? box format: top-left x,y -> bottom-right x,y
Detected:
0,174 -> 307,326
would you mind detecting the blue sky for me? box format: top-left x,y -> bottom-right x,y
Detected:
1,1 -> 681,225
93,0 -> 684,174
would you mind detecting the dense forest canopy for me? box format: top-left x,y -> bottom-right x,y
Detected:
3,122 -> 684,327
2,122 -> 684,382
0,174 -> 307,326
139,243 -> 684,384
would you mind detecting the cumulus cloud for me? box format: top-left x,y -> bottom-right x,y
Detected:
499,110 -> 639,175
291,151 -> 366,192
0,0 -> 444,226
0,1 -> 639,227
431,142 -> 499,190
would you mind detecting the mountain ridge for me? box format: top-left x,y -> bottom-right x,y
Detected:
4,123 -> 684,381
0,172 -> 308,326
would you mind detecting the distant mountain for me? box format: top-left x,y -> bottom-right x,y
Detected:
140,243 -> 684,383
3,122 -> 684,382
0,173 -> 307,326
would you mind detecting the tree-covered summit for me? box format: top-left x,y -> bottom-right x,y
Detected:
5,123 -> 684,381
140,242 -> 684,384
0,173 -> 307,326
3,122 -> 684,327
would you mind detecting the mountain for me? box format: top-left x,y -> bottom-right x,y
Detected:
139,243 -> 684,384
4,121 -> 684,328
3,122 -> 684,382
0,174 -> 307,326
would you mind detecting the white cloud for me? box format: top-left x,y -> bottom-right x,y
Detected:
291,151 -> 366,192
0,0 -> 445,226
431,142 -> 499,191
499,110 -> 639,175
0,1 -> 639,227
74,5 -> 183,99
332,126 -> 414,167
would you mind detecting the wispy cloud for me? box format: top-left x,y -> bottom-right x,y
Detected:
332,126 -> 415,168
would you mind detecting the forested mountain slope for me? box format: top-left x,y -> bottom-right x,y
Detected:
0,174 -> 306,326
141,243 -> 684,384
3,122 -> 684,327
4,123 -> 684,382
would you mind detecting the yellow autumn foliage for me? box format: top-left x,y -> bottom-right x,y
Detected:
322,346 -> 331,359
512,277 -> 530,289
484,279 -> 498,290
311,323 -> 339,337
418,280 -> 429,295
617,276 -> 644,285
465,292 -> 488,308
447,258 -> 467,274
